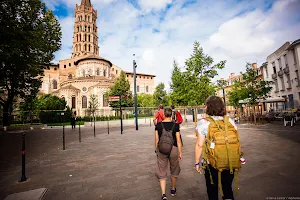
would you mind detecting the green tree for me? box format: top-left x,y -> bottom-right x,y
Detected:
153,83 -> 169,106
170,42 -> 225,106
37,94 -> 66,110
228,63 -> 273,123
107,71 -> 133,108
226,80 -> 248,108
137,93 -> 154,107
88,94 -> 98,117
0,0 -> 62,125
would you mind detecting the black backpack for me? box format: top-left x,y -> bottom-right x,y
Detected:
158,123 -> 176,155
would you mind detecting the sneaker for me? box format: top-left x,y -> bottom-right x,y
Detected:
170,188 -> 176,196
162,194 -> 167,200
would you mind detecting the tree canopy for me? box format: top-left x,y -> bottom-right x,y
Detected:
0,0 -> 62,125
106,71 -> 133,108
170,42 -> 226,106
153,83 -> 169,106
137,93 -> 154,107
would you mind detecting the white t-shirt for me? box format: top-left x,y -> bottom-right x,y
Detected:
195,116 -> 237,137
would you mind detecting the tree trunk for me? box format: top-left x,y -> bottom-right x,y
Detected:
253,106 -> 257,125
2,103 -> 9,126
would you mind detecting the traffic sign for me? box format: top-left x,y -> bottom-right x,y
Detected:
109,96 -> 120,101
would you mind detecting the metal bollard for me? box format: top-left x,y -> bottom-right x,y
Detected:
107,120 -> 110,134
63,125 -> 65,150
94,117 -> 96,137
79,122 -> 81,143
19,132 -> 27,182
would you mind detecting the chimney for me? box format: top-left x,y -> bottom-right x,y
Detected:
252,63 -> 257,69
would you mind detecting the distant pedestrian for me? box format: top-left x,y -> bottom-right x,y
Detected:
171,105 -> 183,146
155,108 -> 182,200
71,112 -> 76,129
194,95 -> 244,200
153,104 -> 165,126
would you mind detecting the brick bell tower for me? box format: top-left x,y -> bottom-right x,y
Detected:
72,0 -> 99,58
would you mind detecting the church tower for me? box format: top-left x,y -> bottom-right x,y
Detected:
72,0 -> 99,58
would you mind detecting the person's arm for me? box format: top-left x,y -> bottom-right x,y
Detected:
155,130 -> 159,149
153,112 -> 158,125
195,132 -> 205,172
176,131 -> 182,160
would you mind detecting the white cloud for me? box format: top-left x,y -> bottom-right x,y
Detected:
50,0 -> 300,91
138,0 -> 172,11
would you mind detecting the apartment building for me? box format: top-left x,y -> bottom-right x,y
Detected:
263,39 -> 300,109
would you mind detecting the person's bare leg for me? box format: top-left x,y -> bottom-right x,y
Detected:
171,176 -> 177,190
160,179 -> 167,195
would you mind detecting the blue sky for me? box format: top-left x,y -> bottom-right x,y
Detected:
43,0 -> 300,90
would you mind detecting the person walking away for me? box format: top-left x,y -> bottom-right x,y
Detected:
71,112 -> 76,129
155,108 -> 182,200
171,105 -> 183,146
194,95 -> 244,200
153,104 -> 165,126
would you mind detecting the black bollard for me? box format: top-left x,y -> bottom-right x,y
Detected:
79,122 -> 81,143
93,117 -> 95,137
19,132 -> 27,182
107,120 -> 110,134
63,125 -> 65,150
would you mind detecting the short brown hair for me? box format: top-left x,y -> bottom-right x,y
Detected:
205,95 -> 225,116
158,104 -> 163,109
164,108 -> 172,118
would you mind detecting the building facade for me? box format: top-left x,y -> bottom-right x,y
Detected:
39,0 -> 155,116
263,39 -> 300,110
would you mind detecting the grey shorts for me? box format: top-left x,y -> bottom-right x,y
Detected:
155,146 -> 181,179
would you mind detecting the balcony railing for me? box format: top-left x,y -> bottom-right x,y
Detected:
272,73 -> 277,79
277,70 -> 284,77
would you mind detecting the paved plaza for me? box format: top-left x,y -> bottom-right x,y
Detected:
0,122 -> 300,200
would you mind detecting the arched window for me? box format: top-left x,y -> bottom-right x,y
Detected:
103,94 -> 109,107
84,44 -> 87,51
84,34 -> 86,41
52,79 -> 57,89
77,26 -> 79,32
76,34 -> 78,42
79,44 -> 81,51
146,86 -> 149,93
79,34 -> 81,41
88,16 -> 90,22
72,97 -> 76,109
88,44 -> 91,51
82,69 -> 85,77
82,96 -> 87,108
85,15 -> 87,21
88,26 -> 90,32
137,85 -> 139,92
96,68 -> 100,75
88,35 -> 90,42
85,26 -> 87,32
75,44 -> 77,51
78,16 -> 80,22
68,74 -> 72,79
103,69 -> 106,77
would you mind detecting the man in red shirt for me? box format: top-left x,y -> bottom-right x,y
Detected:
171,105 -> 183,146
153,104 -> 165,125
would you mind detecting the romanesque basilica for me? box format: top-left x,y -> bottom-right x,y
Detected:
40,0 -> 155,116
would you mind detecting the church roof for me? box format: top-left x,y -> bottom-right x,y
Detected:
81,0 -> 92,7
74,55 -> 113,67
60,85 -> 80,91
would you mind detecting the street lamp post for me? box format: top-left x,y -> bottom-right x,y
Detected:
217,80 -> 227,113
133,54 -> 138,130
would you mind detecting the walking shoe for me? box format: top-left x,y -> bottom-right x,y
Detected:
170,188 -> 176,196
162,194 -> 167,200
